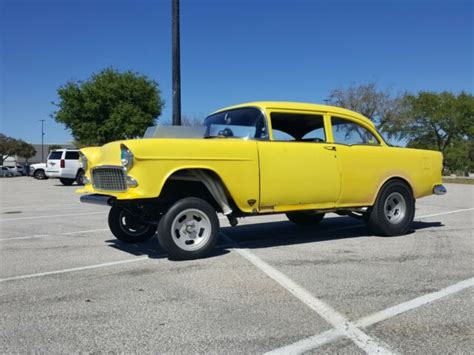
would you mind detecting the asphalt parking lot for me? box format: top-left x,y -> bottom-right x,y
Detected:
1,177 -> 473,354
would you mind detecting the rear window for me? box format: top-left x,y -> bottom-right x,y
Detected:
48,151 -> 63,160
65,151 -> 79,160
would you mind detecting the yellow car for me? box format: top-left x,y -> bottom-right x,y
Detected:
78,102 -> 446,259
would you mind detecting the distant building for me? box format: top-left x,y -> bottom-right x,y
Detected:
2,143 -> 76,166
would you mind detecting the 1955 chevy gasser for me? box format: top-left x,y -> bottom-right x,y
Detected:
78,102 -> 446,259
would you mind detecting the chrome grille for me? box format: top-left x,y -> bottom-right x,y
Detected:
92,167 -> 127,191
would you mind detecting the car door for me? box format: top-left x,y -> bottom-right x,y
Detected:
46,150 -> 63,173
329,115 -> 386,207
257,110 -> 340,211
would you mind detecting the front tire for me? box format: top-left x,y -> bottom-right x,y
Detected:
158,197 -> 220,260
34,169 -> 47,180
286,212 -> 325,226
108,206 -> 157,243
365,180 -> 415,236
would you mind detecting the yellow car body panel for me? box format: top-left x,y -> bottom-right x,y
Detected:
78,102 -> 443,214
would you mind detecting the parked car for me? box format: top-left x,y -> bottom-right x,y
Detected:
30,163 -> 48,180
45,149 -> 85,185
78,102 -> 446,260
0,166 -> 14,177
11,165 -> 26,176
5,166 -> 22,176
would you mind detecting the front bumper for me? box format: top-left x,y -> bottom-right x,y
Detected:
433,184 -> 447,195
45,171 -> 61,178
80,194 -> 114,206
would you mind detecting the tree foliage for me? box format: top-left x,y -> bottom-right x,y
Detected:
327,85 -> 473,174
0,133 -> 36,164
52,68 -> 164,146
385,91 -> 473,152
385,91 -> 473,174
327,82 -> 403,130
16,140 -> 37,161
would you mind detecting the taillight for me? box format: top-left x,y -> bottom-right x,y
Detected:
60,159 -> 65,168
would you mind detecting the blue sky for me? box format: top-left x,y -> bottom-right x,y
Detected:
1,0 -> 472,143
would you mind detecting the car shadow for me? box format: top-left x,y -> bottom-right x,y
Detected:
106,239 -> 230,261
106,216 -> 443,260
222,218 -> 443,249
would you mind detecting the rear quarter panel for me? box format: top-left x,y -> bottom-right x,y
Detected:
374,147 -> 443,201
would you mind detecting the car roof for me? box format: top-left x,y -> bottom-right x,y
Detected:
211,101 -> 375,127
51,149 -> 78,152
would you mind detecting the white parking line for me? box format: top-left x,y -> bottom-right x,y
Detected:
267,277 -> 474,354
0,257 -> 151,283
0,202 -> 82,210
0,228 -> 110,241
416,207 -> 474,219
355,277 -> 474,328
221,234 -> 395,354
0,211 -> 107,221
266,329 -> 342,355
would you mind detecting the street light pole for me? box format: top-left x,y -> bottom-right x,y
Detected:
39,119 -> 45,163
172,0 -> 181,125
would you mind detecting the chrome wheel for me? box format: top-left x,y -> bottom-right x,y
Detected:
171,208 -> 212,251
384,192 -> 406,224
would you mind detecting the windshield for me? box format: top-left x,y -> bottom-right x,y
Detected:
204,107 -> 267,139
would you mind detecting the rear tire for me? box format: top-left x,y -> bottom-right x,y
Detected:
158,197 -> 220,260
108,206 -> 157,243
59,178 -> 75,186
76,170 -> 85,185
365,180 -> 415,236
286,212 -> 325,226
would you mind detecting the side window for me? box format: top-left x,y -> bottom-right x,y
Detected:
331,117 -> 379,145
48,151 -> 63,160
270,112 -> 326,142
65,151 -> 79,160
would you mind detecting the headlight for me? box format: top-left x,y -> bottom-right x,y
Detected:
120,144 -> 134,170
79,152 -> 88,171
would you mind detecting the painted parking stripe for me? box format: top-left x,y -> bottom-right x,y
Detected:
0,228 -> 109,241
267,277 -> 474,354
356,276 -> 474,328
0,211 -> 107,221
221,234 -> 395,355
266,329 -> 342,355
0,257 -> 152,283
416,207 -> 474,219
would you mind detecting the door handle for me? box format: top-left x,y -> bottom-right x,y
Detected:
324,146 -> 336,151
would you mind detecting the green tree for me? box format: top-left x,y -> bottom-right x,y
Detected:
16,140 -> 37,163
386,91 -> 473,174
52,68 -> 164,146
0,133 -> 19,165
327,82 -> 403,130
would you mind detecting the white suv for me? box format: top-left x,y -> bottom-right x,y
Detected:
45,149 -> 85,185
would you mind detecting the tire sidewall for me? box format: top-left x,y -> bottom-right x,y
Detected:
158,197 -> 219,260
76,170 -> 85,185
108,206 -> 157,243
369,181 -> 415,236
60,178 -> 75,186
34,170 -> 45,180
